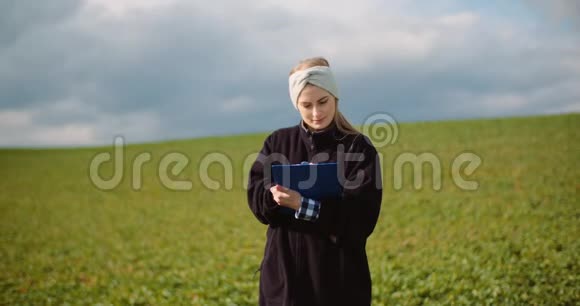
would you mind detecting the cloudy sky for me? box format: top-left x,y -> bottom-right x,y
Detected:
1,0 -> 578,147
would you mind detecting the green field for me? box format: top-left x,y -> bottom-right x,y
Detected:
1,113 -> 578,305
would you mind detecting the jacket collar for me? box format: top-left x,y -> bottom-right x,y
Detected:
298,119 -> 340,149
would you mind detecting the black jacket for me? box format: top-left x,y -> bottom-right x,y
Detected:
247,120 -> 383,306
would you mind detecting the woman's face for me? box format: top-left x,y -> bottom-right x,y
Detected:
296,84 -> 336,131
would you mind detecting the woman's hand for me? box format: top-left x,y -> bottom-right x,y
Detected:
269,185 -> 301,210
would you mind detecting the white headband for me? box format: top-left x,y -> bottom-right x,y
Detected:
288,65 -> 339,110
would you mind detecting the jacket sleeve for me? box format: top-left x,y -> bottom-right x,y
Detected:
315,138 -> 383,247
246,134 -> 291,226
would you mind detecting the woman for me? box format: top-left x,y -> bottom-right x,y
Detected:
247,57 -> 383,306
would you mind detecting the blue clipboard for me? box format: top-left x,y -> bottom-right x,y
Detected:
270,162 -> 342,215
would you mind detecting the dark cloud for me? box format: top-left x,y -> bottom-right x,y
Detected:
0,0 -> 82,45
525,0 -> 580,27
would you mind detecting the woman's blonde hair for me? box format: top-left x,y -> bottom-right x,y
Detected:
289,56 -> 360,135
